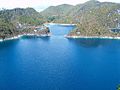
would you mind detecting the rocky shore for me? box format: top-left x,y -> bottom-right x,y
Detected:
0,33 -> 51,42
0,26 -> 51,42
65,35 -> 120,39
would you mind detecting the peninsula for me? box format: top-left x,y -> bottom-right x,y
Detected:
40,0 -> 120,39
0,8 -> 50,41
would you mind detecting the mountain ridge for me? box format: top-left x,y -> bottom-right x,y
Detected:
40,0 -> 120,36
0,0 -> 120,39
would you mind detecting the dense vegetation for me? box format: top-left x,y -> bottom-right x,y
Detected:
0,8 -> 45,25
0,18 -> 18,39
0,0 -> 120,39
40,4 -> 74,23
40,4 -> 73,23
0,8 -> 47,39
41,0 -> 120,37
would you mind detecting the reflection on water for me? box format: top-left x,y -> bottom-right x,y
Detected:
22,36 -> 50,41
22,35 -> 39,39
0,39 -> 20,49
39,36 -> 50,42
68,38 -> 113,48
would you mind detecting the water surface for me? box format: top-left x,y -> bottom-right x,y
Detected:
0,25 -> 120,90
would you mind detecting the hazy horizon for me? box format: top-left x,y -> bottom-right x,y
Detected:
0,0 -> 120,12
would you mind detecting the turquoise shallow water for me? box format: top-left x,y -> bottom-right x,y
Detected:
0,25 -> 120,90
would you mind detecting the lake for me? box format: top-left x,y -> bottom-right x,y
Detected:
0,25 -> 120,90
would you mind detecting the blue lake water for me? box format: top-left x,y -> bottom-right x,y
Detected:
0,25 -> 120,90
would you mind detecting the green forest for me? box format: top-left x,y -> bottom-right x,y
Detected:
0,0 -> 120,39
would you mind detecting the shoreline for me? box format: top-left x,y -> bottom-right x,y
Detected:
1,34 -> 120,42
0,33 -> 51,42
44,23 -> 76,26
0,35 -> 23,42
65,35 -> 120,40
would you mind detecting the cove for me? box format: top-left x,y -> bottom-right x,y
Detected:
0,25 -> 120,90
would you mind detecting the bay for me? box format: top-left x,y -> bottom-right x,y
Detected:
0,25 -> 120,90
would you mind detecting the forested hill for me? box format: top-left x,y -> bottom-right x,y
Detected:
41,4 -> 73,16
0,0 -> 120,39
0,8 -> 46,39
68,0 -> 120,36
40,0 -> 120,36
40,4 -> 74,23
0,8 -> 45,25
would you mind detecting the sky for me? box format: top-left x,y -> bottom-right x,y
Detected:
0,0 -> 120,12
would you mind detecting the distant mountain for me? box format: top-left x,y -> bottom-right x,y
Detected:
40,0 -> 120,36
40,4 -> 73,16
0,8 -> 45,25
40,4 -> 74,23
0,0 -> 120,39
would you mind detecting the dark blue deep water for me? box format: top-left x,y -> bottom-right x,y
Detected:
0,25 -> 120,90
